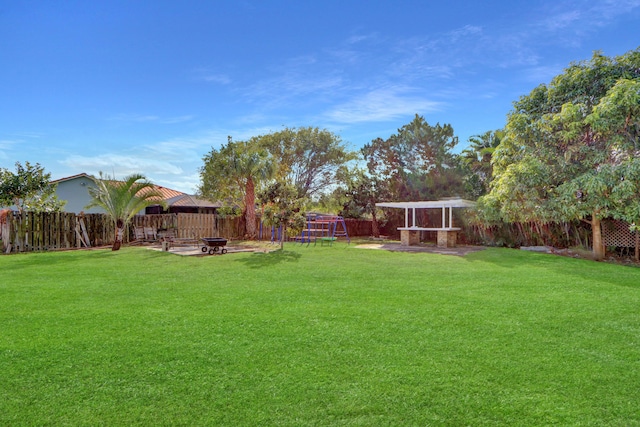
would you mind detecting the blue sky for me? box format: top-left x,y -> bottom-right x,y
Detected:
1,1 -> 639,193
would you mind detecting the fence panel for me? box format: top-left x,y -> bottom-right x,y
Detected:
132,214 -> 178,232
1,212 -> 117,253
130,213 -> 249,240
176,213 -> 216,239
1,212 -> 377,254
343,219 -> 372,237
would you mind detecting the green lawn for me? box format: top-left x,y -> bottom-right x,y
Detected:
1,244 -> 639,426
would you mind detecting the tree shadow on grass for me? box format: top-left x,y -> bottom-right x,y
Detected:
0,246 -> 171,272
0,248 -> 118,271
463,247 -> 640,288
233,249 -> 301,269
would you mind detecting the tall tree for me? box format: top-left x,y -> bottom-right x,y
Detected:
256,127 -> 355,200
0,161 -> 65,213
258,181 -> 306,250
478,49 -> 640,260
199,137 -> 275,238
362,114 -> 463,201
85,172 -> 164,250
459,129 -> 504,197
339,168 -> 389,238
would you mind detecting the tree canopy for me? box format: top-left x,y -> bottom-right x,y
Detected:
478,48 -> 640,259
459,129 -> 504,198
199,128 -> 353,238
0,161 -> 65,213
258,181 -> 306,249
256,126 -> 355,200
362,114 -> 464,201
199,137 -> 275,238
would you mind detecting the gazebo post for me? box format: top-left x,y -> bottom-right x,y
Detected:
377,199 -> 475,248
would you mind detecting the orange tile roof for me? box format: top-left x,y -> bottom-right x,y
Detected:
165,194 -> 222,208
142,185 -> 185,202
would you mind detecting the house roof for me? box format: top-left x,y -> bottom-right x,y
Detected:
51,173 -> 93,184
52,173 -> 219,208
140,185 -> 185,203
165,194 -> 222,208
54,173 -> 184,200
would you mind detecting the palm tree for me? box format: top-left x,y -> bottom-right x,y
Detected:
460,129 -> 504,195
85,172 -> 165,250
200,138 -> 275,238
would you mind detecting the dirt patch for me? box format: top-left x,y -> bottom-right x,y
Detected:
355,242 -> 485,257
147,240 -> 280,256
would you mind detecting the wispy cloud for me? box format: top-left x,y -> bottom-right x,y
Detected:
242,71 -> 344,109
153,173 -> 202,194
108,114 -> 159,122
201,74 -> 231,84
541,9 -> 582,31
324,86 -> 442,124
59,130 -> 234,193
541,0 -> 640,31
108,114 -> 194,124
160,115 -> 194,124
0,140 -> 17,161
61,154 -> 184,177
522,65 -> 565,84
9,132 -> 43,139
193,67 -> 232,84
0,135 -> 42,162
188,1 -> 640,146
446,25 -> 483,43
0,139 -> 17,149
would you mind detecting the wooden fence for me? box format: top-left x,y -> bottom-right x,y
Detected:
131,214 -> 246,241
343,219 -> 373,237
11,210 -> 634,254
0,212 -> 376,254
0,212 -> 115,254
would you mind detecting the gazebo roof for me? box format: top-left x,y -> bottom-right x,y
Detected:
376,198 -> 476,209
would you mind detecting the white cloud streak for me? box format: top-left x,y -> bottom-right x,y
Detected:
108,114 -> 194,124
324,87 -> 442,124
61,154 -> 184,177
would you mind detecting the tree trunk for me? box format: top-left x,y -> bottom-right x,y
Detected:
591,215 -> 605,261
371,210 -> 380,238
0,209 -> 10,253
112,219 -> 124,251
244,177 -> 257,239
280,223 -> 286,250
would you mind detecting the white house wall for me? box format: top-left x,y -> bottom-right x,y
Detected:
55,176 -> 106,214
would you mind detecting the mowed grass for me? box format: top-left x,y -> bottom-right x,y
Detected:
1,244 -> 639,426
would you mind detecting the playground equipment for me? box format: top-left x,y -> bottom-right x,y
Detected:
296,214 -> 350,245
258,214 -> 350,245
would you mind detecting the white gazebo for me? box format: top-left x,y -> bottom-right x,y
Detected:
376,198 -> 476,247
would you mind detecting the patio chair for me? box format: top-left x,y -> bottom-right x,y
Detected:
133,226 -> 145,241
143,227 -> 157,241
